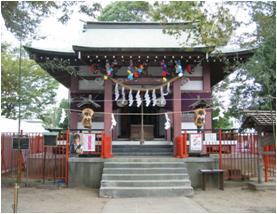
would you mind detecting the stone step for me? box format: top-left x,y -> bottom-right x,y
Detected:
102,173 -> 189,180
104,157 -> 185,162
113,152 -> 173,156
99,186 -> 193,198
104,162 -> 186,168
103,168 -> 187,174
112,147 -> 173,151
112,145 -> 173,149
101,179 -> 191,187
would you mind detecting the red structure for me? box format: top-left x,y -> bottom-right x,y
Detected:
24,22 -> 254,152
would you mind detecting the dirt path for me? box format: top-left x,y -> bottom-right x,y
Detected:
1,185 -> 276,213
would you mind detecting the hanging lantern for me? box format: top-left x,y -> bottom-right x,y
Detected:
81,108 -> 94,128
194,108 -> 206,129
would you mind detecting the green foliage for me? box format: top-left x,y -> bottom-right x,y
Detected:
223,2 -> 276,119
1,1 -> 101,40
212,108 -> 234,129
98,1 -> 151,21
151,1 -> 238,47
41,99 -> 69,129
1,42 -> 59,119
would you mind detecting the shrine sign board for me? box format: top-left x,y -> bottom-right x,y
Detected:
12,136 -> 29,150
43,132 -> 58,146
189,133 -> 203,153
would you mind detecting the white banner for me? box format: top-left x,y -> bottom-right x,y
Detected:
81,133 -> 96,152
190,134 -> 203,152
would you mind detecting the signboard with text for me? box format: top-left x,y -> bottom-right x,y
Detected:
189,133 -> 203,153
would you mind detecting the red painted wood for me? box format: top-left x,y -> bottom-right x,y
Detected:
70,111 -> 78,129
104,80 -> 113,136
173,79 -> 182,140
204,109 -> 212,129
203,63 -> 211,93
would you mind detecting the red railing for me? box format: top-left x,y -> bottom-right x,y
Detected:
1,130 -> 107,185
176,129 -> 260,181
1,132 -> 68,183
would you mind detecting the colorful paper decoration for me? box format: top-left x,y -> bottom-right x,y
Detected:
106,62 -> 113,76
175,60 -> 184,77
137,64 -> 144,74
127,61 -> 143,80
185,64 -> 192,74
160,60 -> 169,81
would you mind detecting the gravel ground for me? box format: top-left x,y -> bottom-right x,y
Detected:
1,184 -> 276,213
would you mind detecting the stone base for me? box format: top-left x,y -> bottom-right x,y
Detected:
68,156 -> 218,189
247,181 -> 276,191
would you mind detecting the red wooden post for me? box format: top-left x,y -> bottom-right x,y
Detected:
219,129 -> 222,169
65,129 -> 69,185
183,131 -> 188,158
264,145 -> 269,182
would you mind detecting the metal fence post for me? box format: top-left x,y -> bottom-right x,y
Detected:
219,129 -> 222,169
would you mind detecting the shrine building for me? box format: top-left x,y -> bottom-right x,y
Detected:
25,21 -> 253,145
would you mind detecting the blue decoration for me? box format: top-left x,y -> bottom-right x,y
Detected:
128,73 -> 134,80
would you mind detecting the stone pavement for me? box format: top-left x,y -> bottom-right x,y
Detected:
102,197 -> 207,213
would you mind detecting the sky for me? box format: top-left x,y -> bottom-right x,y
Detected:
1,1 -> 255,123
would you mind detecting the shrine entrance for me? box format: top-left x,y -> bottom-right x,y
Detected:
118,104 -> 166,142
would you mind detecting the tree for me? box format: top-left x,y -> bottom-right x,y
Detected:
1,43 -> 59,119
151,1 -> 238,47
41,99 -> 69,129
98,1 -> 151,21
217,2 -> 276,119
1,1 -> 101,40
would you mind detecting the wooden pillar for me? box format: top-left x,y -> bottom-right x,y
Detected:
203,63 -> 211,93
173,79 -> 182,140
70,111 -> 78,129
70,76 -> 79,129
104,80 -> 113,136
203,63 -> 212,129
204,109 -> 212,130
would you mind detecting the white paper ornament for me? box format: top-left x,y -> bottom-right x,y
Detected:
160,86 -> 166,106
111,113 -> 117,130
164,82 -> 170,96
115,83 -> 119,101
145,90 -> 151,107
136,90 -> 142,107
122,87 -> 126,102
152,89 -> 157,106
128,90 -> 134,106
164,113 -> 171,130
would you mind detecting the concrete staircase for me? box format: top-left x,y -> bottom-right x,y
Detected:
99,158 -> 193,198
112,145 -> 173,156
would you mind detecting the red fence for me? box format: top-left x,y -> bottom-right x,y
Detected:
177,130 -> 268,181
1,132 -> 68,184
1,130 -> 106,185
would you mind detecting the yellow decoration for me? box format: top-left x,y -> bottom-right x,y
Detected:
81,108 -> 94,128
194,108 -> 206,128
103,75 -> 108,80
162,77 -> 167,82
127,70 -> 132,74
